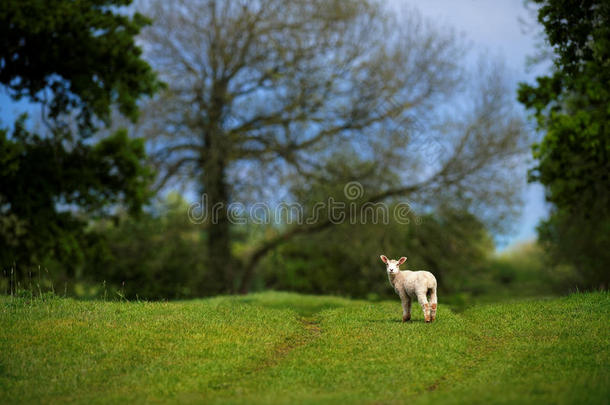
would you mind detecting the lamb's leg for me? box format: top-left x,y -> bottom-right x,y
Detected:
417,291 -> 431,322
399,290 -> 410,322
429,288 -> 438,322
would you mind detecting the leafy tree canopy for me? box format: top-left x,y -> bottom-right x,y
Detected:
518,0 -> 610,289
0,121 -> 152,276
0,0 -> 158,278
518,0 -> 609,213
0,0 -> 160,134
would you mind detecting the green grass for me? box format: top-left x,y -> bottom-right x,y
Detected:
1,291 -> 608,404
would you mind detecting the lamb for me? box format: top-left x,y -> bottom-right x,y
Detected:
380,255 -> 438,323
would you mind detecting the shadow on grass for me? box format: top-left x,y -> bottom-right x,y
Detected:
367,319 -> 430,324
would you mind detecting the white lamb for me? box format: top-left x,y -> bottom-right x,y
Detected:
380,255 -> 438,323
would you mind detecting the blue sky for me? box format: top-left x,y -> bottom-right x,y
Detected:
0,0 -> 550,250
401,0 -> 551,249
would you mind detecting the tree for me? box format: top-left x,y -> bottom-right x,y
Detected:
518,0 -> 610,289
0,0 -> 159,281
0,0 -> 159,135
137,0 -> 527,294
0,123 -> 151,280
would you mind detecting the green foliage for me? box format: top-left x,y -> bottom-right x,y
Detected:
0,0 -> 160,134
537,210 -> 610,290
258,207 -> 494,299
518,0 -> 610,289
492,243 -> 548,286
1,291 -> 608,403
518,0 -> 610,211
0,0 -> 159,283
0,120 -> 152,279
2,186 -> 565,302
82,194 -> 209,299
407,208 -> 494,294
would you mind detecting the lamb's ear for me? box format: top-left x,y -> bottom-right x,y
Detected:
398,257 -> 407,265
380,255 -> 388,264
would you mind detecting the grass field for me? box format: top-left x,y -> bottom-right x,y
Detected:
1,291 -> 608,404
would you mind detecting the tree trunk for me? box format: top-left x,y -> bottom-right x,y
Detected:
201,81 -> 235,294
238,262 -> 256,295
201,143 -> 234,294
199,79 -> 238,294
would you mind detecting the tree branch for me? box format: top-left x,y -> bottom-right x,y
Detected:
153,156 -> 199,192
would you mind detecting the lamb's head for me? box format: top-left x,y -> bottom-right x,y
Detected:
380,255 -> 407,275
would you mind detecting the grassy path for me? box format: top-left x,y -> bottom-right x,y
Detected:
1,291 -> 608,404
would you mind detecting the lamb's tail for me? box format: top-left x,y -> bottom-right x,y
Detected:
428,273 -> 438,291
427,275 -> 438,301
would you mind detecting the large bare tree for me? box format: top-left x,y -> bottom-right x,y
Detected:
135,0 -> 527,293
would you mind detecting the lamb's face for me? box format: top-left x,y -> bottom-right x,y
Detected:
386,259 -> 401,274
380,255 -> 407,275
